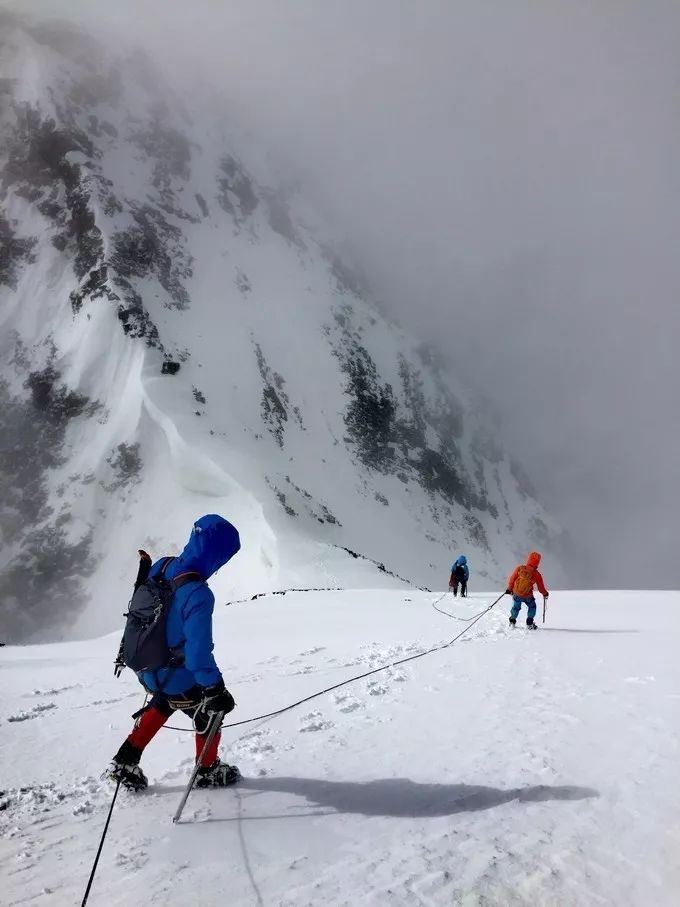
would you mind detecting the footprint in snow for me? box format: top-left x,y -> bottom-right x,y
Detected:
300,646 -> 326,656
116,849 -> 149,870
299,711 -> 334,733
332,692 -> 365,714
366,679 -> 390,697
7,703 -> 57,722
28,685 -> 79,697
232,729 -> 277,758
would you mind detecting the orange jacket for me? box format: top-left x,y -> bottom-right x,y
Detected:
507,551 -> 549,597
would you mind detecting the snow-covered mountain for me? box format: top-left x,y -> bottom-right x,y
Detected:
0,14 -> 564,642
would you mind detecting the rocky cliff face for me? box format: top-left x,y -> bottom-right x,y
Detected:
0,15 -> 564,641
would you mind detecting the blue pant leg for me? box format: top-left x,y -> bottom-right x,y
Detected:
511,596 -> 522,619
526,597 -> 537,623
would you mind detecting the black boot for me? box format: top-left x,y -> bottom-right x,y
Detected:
509,617 -> 516,627
526,619 -> 538,631
106,740 -> 148,791
196,760 -> 241,788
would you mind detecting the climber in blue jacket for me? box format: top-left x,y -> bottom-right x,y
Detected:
107,514 -> 241,791
448,555 -> 469,597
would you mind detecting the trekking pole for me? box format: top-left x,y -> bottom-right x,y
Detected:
542,596 -> 547,624
172,710 -> 225,824
81,779 -> 121,907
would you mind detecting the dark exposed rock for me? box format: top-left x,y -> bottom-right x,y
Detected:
111,205 -> 192,309
235,268 -> 251,294
195,193 -> 209,218
218,155 -> 258,223
130,119 -> 191,180
109,278 -> 160,345
328,303 -> 493,517
69,263 -> 108,314
161,360 -> 180,375
254,342 -> 303,447
102,442 -> 143,493
0,213 -> 37,289
343,350 -> 397,470
129,118 -> 194,219
282,476 -> 343,526
3,106 -> 103,278
0,363 -> 98,641
264,188 -> 305,248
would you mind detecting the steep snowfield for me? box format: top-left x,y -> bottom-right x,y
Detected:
2,589 -> 679,906
0,16 -> 564,642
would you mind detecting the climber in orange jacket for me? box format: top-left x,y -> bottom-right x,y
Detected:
506,550 -> 549,629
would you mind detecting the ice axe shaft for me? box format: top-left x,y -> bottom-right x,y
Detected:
172,710 -> 224,824
542,596 -> 547,623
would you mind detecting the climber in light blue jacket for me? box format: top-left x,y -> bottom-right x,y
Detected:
448,555 -> 469,597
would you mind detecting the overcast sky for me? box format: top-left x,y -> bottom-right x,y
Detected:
10,0 -> 680,587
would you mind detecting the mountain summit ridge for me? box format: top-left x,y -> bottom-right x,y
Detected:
0,16 -> 563,640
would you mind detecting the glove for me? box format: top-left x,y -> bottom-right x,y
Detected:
505,589 -> 512,596
544,592 -> 549,599
201,680 -> 236,715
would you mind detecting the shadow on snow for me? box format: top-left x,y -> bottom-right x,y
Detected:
207,776 -> 599,821
540,628 -> 639,634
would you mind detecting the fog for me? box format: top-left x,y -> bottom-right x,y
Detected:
8,0 -> 680,588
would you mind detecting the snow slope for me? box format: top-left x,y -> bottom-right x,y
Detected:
0,15 -> 565,642
2,588 -> 679,906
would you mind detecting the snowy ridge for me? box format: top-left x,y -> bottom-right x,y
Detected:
2,589 -> 680,905
0,14 -> 564,641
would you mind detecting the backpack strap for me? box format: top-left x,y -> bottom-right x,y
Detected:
157,557 -> 204,588
172,571 -> 204,588
159,556 -> 175,578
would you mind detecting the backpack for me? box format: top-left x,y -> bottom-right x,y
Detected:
121,556 -> 203,672
512,565 -> 536,598
454,564 -> 466,582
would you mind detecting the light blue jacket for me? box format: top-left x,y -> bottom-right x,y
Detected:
451,555 -> 469,581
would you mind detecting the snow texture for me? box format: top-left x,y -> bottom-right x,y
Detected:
1,589 -> 679,905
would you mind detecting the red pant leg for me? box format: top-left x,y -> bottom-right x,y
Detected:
128,706 -> 169,750
195,731 -> 221,766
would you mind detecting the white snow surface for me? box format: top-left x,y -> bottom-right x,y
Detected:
2,588 -> 679,906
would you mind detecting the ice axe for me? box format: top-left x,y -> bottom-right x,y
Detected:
172,710 -> 225,824
542,595 -> 547,624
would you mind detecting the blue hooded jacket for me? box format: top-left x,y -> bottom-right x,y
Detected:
138,514 -> 240,694
451,555 -> 469,581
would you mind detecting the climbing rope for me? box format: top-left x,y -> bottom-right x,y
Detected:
84,589 -> 504,903
161,590 -> 506,733
431,591 -> 492,623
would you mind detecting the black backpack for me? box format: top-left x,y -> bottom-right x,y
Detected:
120,555 -> 203,673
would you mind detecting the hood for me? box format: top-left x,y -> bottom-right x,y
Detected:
526,551 -> 542,568
174,514 -> 241,578
458,555 -> 467,565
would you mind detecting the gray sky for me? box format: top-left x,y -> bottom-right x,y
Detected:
10,0 -> 680,587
